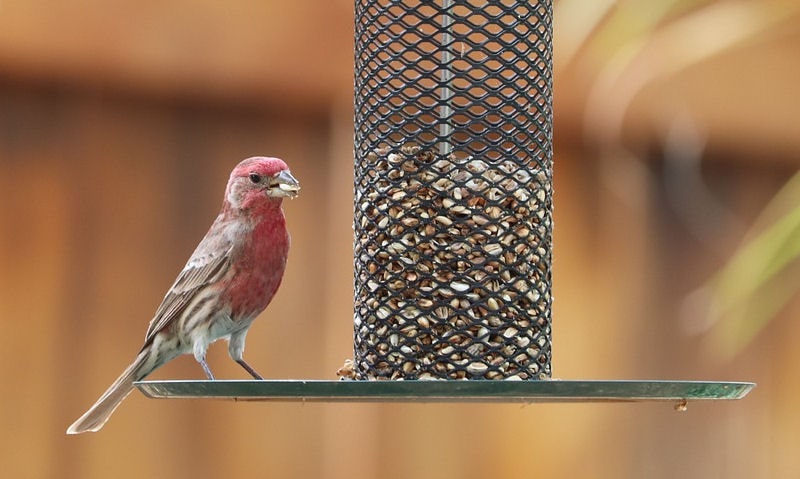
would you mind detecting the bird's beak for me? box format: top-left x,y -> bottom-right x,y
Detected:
270,170 -> 300,198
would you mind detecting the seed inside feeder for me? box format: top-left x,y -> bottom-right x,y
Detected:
352,145 -> 552,380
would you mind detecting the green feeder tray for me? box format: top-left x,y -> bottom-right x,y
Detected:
135,379 -> 754,406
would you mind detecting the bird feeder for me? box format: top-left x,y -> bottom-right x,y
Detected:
352,0 -> 552,380
137,0 -> 753,404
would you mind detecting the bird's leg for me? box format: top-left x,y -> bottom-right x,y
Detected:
228,329 -> 263,380
198,357 -> 216,380
193,342 -> 215,380
236,359 -> 264,380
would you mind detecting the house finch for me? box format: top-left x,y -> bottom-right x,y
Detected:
67,156 -> 300,434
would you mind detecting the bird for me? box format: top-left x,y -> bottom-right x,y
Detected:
67,156 -> 300,434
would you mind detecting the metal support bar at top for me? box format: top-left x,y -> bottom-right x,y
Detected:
439,0 -> 454,157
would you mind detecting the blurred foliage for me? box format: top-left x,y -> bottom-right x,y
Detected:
556,0 -> 800,360
694,172 -> 800,358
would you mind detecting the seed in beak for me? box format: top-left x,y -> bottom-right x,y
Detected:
275,170 -> 301,195
278,183 -> 300,192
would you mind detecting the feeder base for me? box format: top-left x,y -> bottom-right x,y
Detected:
135,379 -> 753,404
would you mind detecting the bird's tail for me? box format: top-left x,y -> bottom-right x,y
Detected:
66,348 -> 150,434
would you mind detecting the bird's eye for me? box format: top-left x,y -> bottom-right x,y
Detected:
249,173 -> 262,184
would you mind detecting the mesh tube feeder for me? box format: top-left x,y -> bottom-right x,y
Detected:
352,0 -> 553,380
136,0 -> 753,404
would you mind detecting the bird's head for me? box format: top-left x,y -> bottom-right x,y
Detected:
225,157 -> 300,211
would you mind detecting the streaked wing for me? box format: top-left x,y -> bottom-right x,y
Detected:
143,245 -> 233,344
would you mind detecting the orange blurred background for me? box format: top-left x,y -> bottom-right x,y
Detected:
1,1 -> 799,478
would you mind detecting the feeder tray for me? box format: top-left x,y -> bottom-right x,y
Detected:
135,0 -> 754,404
135,379 -> 754,405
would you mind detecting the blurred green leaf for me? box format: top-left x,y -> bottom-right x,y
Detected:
704,170 -> 800,357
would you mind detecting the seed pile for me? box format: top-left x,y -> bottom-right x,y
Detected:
353,145 -> 552,380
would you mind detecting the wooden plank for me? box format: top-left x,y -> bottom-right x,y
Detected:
0,1 -> 353,108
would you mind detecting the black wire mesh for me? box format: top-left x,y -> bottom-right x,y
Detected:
353,0 -> 553,380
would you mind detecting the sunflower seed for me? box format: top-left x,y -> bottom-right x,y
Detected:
352,146 -> 551,380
